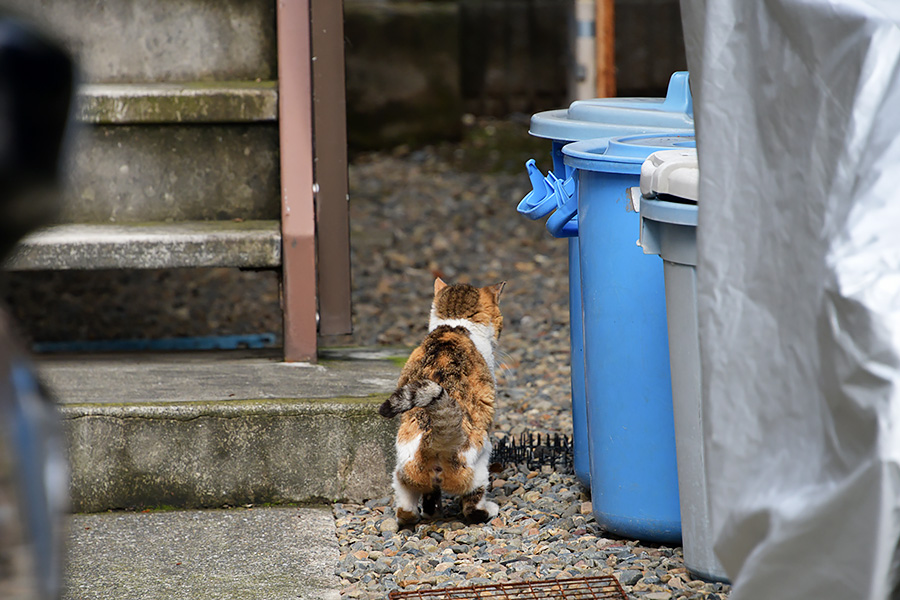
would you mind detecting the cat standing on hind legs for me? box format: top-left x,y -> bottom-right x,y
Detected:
379,277 -> 506,526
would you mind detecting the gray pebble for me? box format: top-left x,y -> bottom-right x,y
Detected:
378,518 -> 399,533
618,570 -> 643,586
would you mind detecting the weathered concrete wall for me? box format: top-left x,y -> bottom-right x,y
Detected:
344,0 -> 688,148
613,0 -> 688,96
12,0 -> 685,151
345,2 -> 463,150
63,398 -> 398,512
459,0 -> 570,116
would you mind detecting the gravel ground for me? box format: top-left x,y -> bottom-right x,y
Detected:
3,119 -> 730,599
333,128 -> 731,600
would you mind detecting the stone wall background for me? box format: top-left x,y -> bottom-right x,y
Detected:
344,0 -> 687,149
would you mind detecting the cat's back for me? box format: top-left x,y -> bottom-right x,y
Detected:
400,325 -> 493,402
422,325 -> 490,381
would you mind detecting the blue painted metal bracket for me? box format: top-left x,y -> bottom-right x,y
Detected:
32,333 -> 279,353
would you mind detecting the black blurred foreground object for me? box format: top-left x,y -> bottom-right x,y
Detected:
0,15 -> 75,600
0,17 -> 75,258
388,575 -> 627,599
491,432 -> 573,473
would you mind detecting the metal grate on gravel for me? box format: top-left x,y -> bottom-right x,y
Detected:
388,575 -> 627,599
491,433 -> 573,473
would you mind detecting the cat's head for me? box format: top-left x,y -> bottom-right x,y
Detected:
432,278 -> 506,339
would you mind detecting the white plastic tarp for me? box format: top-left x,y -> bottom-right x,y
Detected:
680,1 -> 900,598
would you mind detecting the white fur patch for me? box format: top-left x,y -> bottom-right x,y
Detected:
429,309 -> 497,378
392,470 -> 421,515
395,433 -> 422,468
393,433 -> 423,516
462,435 -> 493,490
478,499 -> 500,518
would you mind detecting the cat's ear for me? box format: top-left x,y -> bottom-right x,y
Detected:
434,277 -> 448,296
487,281 -> 506,303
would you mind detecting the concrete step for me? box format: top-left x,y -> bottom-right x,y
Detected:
76,81 -> 278,124
61,120 -> 279,223
61,82 -> 279,223
6,221 -> 281,271
37,348 -> 403,511
65,507 -> 340,600
7,0 -> 275,84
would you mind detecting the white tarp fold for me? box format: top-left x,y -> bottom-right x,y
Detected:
680,1 -> 900,598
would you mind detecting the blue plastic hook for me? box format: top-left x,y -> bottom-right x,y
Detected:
545,174 -> 578,238
517,159 -> 560,220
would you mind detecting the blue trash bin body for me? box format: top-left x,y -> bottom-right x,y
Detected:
563,134 -> 695,544
519,73 -> 694,489
547,141 -> 591,486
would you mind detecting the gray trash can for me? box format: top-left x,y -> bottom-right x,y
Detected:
635,148 -> 728,582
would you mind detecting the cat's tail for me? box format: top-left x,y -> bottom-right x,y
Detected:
379,379 -> 449,418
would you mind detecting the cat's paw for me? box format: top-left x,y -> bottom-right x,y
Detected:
463,500 -> 499,523
396,507 -> 421,526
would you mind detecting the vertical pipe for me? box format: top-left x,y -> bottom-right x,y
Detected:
277,0 -> 319,362
572,0 -> 596,101
595,0 -> 616,97
311,0 -> 353,336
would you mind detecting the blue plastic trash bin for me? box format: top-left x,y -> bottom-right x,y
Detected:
562,133 -> 696,544
637,149 -> 728,581
518,72 -> 694,488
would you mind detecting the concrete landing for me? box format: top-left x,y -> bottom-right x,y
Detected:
39,348 -> 404,512
65,507 -> 340,600
40,347 -> 403,404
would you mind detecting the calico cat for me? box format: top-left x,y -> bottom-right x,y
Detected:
379,277 -> 506,525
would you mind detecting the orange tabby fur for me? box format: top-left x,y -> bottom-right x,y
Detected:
379,278 -> 505,525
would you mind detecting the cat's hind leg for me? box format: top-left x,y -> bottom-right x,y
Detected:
461,486 -> 499,523
393,470 -> 423,526
460,440 -> 498,523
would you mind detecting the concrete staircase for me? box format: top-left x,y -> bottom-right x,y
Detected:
5,0 -> 283,272
3,0 -> 382,517
44,346 -> 399,599
2,5 -> 384,597
45,346 -> 397,599
5,0 -> 354,362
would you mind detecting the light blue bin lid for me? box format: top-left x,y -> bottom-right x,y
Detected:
529,72 -> 694,143
563,133 -> 696,174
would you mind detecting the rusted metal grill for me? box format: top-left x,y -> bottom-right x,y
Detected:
388,575 -> 627,599
491,432 -> 573,473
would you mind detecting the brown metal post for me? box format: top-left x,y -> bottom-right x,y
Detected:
277,0 -> 318,362
311,0 -> 353,336
595,0 -> 616,97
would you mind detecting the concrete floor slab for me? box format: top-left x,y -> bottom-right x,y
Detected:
64,507 -> 339,600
